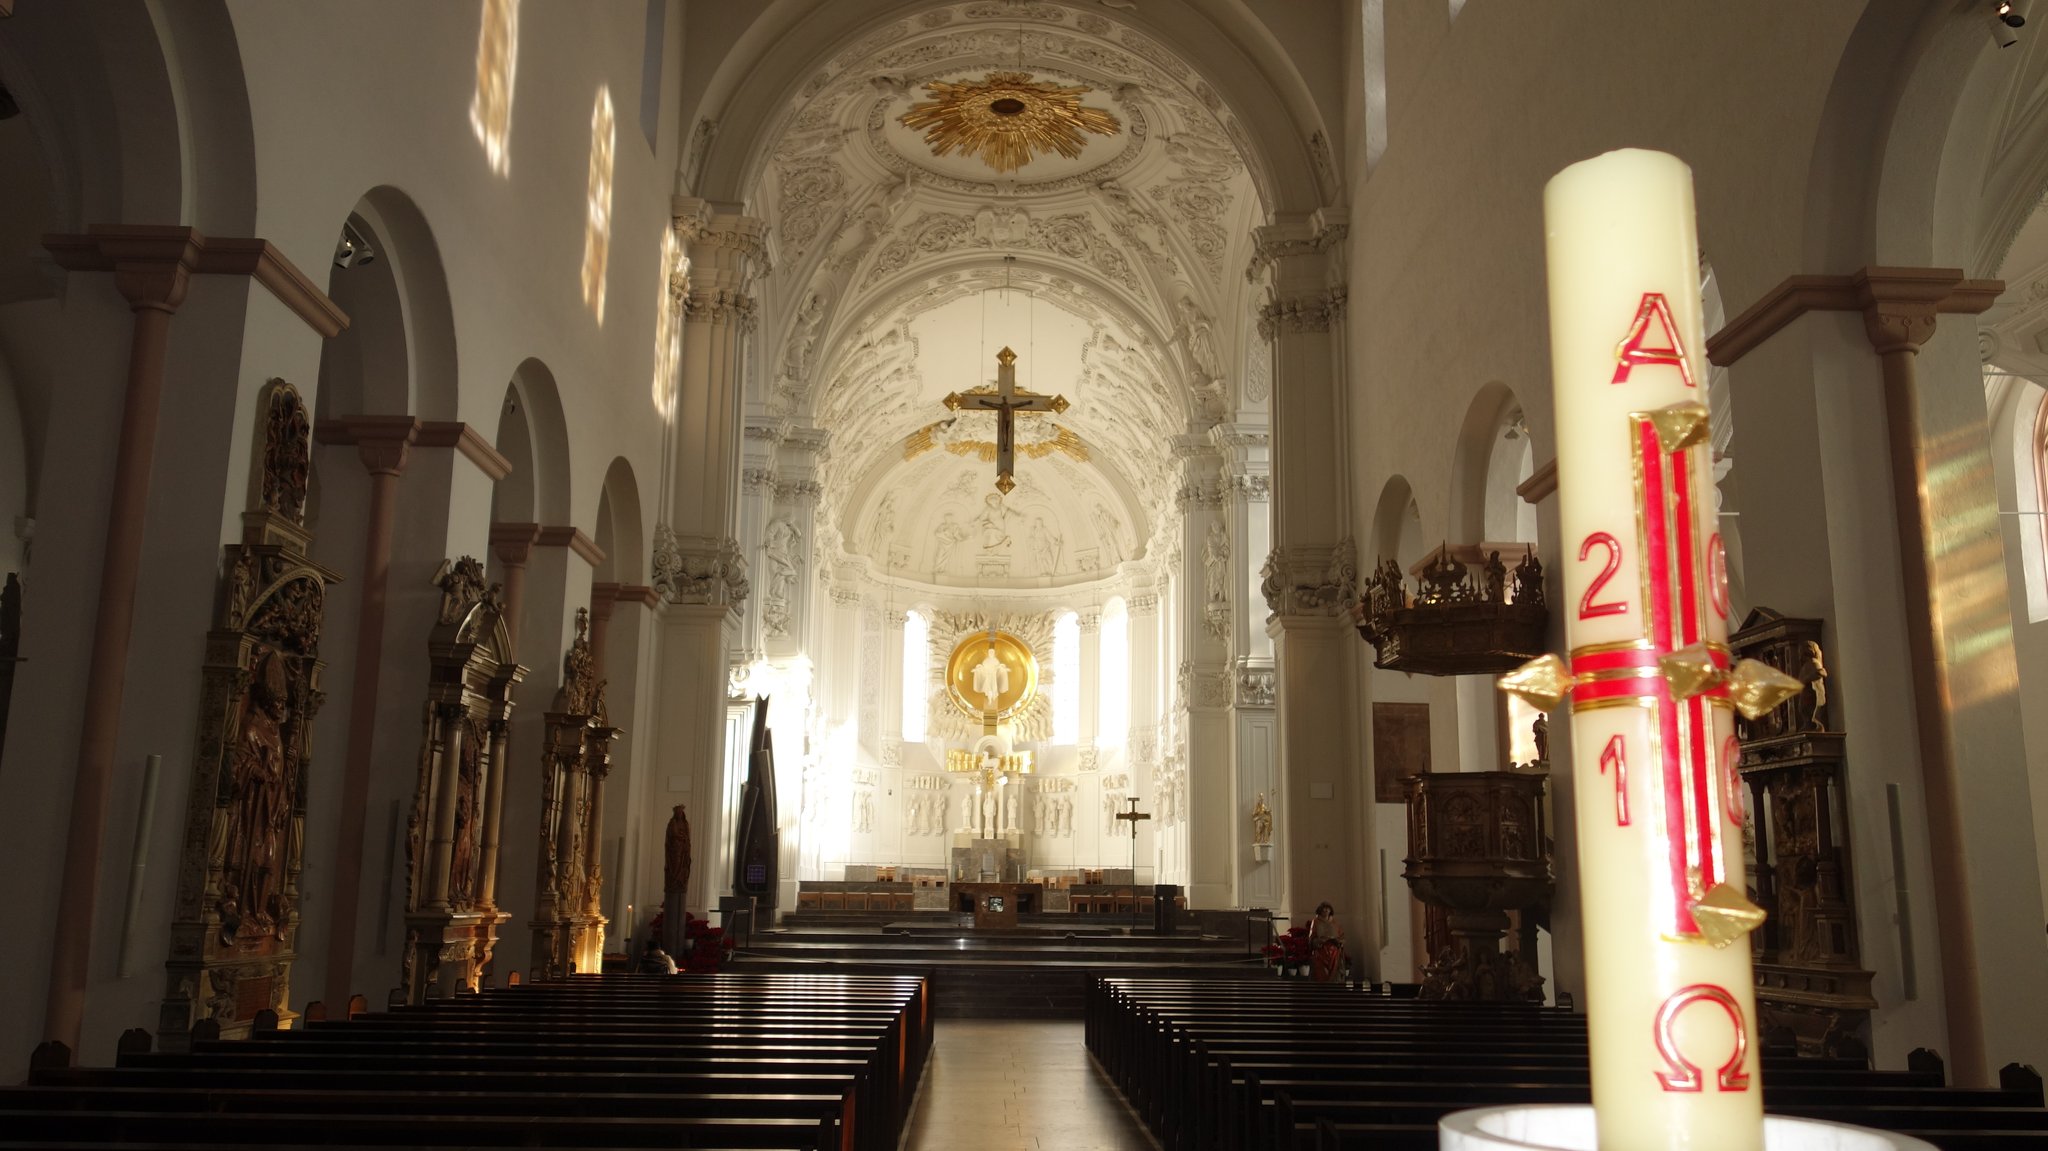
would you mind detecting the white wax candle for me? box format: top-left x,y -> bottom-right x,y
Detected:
1544,149 -> 1763,1150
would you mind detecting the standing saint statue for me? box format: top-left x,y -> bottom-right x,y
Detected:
1251,792 -> 1273,847
1797,641 -> 1830,732
222,650 -> 294,940
973,492 -> 1012,552
664,804 -> 692,897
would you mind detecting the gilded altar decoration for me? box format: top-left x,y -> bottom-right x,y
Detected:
943,628 -> 1038,722
530,608 -> 621,980
401,555 -> 524,1003
1355,544 -> 1549,676
160,380 -> 336,1050
903,418 -> 1088,465
1730,608 -> 1876,1059
899,72 -> 1120,174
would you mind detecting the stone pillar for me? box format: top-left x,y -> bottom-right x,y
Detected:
490,523 -> 541,654
588,584 -> 617,678
320,418 -> 416,1008
1175,436 -> 1234,908
1253,212 -> 1374,940
37,232 -> 194,1051
1858,281 -> 2042,1084
652,200 -> 767,921
1218,425 -> 1279,914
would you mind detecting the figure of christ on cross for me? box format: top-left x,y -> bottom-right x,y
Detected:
943,346 -> 1069,494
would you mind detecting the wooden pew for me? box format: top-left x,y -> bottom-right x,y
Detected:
1086,976 -> 2048,1151
1,972 -> 929,1151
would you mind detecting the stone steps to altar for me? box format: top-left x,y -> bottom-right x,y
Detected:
734,924 -> 1264,1019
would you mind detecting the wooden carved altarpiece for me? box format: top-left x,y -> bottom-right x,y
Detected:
1731,607 -> 1876,1058
400,556 -> 524,1002
529,607 -> 620,979
160,381 -> 337,1048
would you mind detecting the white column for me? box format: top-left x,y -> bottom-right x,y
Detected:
650,199 -> 765,920
1254,212 -> 1374,940
1218,424 -> 1278,913
1175,436 -> 1234,908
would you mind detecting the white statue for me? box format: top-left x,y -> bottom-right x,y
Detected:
763,517 -> 801,612
867,491 -> 897,555
1177,296 -> 1221,383
1058,796 -> 1073,837
1203,521 -> 1229,605
973,492 -> 1012,552
1092,503 -> 1125,563
932,511 -> 969,570
972,649 -> 1010,711
980,786 -> 997,839
1028,515 -> 1063,575
1033,794 -> 1047,835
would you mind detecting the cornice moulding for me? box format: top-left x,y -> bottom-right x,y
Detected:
46,226 -> 349,336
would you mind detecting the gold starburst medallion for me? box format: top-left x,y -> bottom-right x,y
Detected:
899,72 -> 1120,174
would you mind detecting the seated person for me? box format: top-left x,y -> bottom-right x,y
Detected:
638,939 -> 678,974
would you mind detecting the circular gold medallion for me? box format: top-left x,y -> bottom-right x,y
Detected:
944,630 -> 1038,721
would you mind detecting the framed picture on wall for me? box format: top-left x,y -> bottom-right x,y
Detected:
1372,702 -> 1430,803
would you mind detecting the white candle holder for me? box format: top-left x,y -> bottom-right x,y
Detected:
1440,1106 -> 1939,1151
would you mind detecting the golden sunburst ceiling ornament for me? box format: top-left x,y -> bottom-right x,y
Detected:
898,71 -> 1121,174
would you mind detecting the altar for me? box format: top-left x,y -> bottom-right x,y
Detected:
952,882 -> 1043,928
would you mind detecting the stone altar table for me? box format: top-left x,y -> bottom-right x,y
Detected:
953,882 -> 1042,928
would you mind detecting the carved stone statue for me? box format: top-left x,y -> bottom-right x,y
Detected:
933,511 -> 969,570
1532,713 -> 1549,765
1797,641 -> 1830,732
222,649 -> 293,941
1251,792 -> 1273,846
664,804 -> 692,896
1483,550 -> 1507,605
973,492 -> 1012,552
762,517 -> 801,634
1204,522 -> 1230,605
432,556 -> 489,626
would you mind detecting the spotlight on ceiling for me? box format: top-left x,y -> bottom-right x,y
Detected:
333,222 -> 377,269
1993,0 -> 2031,47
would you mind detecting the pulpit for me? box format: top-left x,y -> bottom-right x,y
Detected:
954,882 -> 1040,928
1403,770 -> 1552,1000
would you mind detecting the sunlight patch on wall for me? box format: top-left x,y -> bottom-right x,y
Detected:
469,0 -> 519,175
583,87 -> 617,324
650,225 -> 683,419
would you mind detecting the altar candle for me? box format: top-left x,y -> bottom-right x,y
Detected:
1544,149 -> 1763,1149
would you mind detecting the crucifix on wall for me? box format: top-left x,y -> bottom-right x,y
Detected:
943,346 -> 1068,494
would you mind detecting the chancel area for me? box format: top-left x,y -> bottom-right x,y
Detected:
4,1 -> 2048,1148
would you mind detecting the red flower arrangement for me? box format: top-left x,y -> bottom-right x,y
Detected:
643,910 -> 736,972
1263,926 -> 1312,969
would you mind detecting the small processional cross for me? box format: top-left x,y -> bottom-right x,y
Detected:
943,346 -> 1069,494
1115,796 -> 1151,835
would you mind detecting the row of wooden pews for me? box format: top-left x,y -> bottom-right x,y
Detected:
1086,977 -> 2048,1151
3,972 -> 931,1151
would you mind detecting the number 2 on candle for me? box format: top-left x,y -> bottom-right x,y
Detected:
1578,532 -> 1628,619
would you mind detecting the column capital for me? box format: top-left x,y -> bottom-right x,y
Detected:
1245,212 -> 1348,285
45,225 -> 347,334
316,415 -> 420,476
1707,265 -> 2002,366
489,522 -> 541,568
1257,286 -> 1346,341
536,524 -> 607,568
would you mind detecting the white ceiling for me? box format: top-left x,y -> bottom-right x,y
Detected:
747,0 -> 1267,589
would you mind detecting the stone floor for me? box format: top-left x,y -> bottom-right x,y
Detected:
900,1019 -> 1160,1151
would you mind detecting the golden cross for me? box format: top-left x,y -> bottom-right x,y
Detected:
943,346 -> 1068,494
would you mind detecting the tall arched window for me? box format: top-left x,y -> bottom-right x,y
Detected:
902,610 -> 929,742
582,87 -> 616,324
1099,599 -> 1129,748
469,0 -> 519,175
1052,611 -> 1080,745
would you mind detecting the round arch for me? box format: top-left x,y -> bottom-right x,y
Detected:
594,456 -> 646,585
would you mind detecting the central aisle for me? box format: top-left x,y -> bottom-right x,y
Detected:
900,1019 -> 1159,1151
